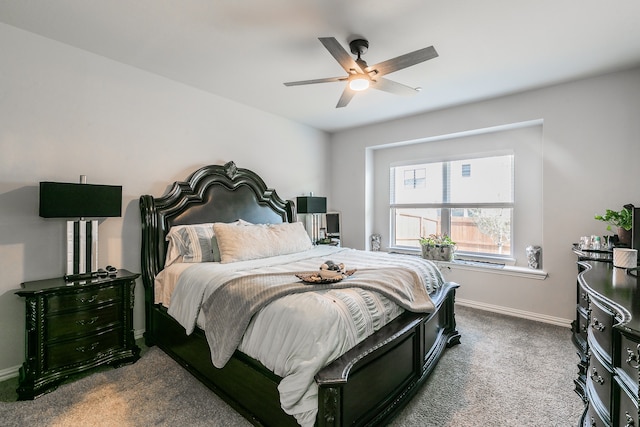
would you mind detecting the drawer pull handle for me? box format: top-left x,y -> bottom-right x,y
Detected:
75,342 -> 99,353
76,316 -> 99,326
590,367 -> 605,385
625,411 -> 635,427
626,345 -> 640,370
591,318 -> 605,332
581,324 -> 588,333
581,292 -> 588,301
590,416 -> 596,427
77,295 -> 98,304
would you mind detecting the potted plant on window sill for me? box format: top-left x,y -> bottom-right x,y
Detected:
420,234 -> 456,261
594,204 -> 634,246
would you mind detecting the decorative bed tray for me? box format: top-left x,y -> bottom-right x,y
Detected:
296,269 -> 356,284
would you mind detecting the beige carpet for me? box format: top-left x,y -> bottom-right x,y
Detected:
0,305 -> 585,426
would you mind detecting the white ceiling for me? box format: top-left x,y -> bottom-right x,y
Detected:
2,1 -> 640,132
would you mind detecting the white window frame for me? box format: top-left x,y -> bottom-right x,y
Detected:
390,154 -> 515,259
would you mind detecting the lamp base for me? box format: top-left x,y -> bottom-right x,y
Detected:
66,219 -> 98,275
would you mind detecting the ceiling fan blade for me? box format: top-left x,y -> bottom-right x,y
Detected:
336,86 -> 356,108
319,37 -> 364,74
371,77 -> 419,96
284,76 -> 347,86
367,46 -> 438,76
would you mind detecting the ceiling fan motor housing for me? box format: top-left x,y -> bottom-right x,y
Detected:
349,39 -> 369,57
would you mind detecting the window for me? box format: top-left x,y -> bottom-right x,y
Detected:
390,154 -> 514,257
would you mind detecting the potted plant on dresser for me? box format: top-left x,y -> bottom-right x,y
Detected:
594,204 -> 634,246
420,234 -> 456,261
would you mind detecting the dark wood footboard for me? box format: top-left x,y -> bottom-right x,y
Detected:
145,280 -> 459,427
315,281 -> 459,427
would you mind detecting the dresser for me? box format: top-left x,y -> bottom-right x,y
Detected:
16,269 -> 140,400
571,248 -> 640,426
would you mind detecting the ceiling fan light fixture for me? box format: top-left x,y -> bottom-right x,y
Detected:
283,37 -> 438,107
349,76 -> 370,91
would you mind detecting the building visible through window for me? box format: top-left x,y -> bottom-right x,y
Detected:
403,168 -> 426,189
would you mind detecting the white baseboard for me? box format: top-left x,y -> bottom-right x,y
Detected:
1,328 -> 147,383
0,364 -> 20,382
456,298 -> 572,328
134,328 -> 145,340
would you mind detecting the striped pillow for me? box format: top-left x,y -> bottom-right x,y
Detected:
165,223 -> 215,266
176,225 -> 215,263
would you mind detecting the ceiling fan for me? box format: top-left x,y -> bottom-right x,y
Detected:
284,37 -> 438,108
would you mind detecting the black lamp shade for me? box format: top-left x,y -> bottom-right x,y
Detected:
296,196 -> 327,214
39,182 -> 122,218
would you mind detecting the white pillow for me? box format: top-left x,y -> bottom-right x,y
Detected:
213,221 -> 312,263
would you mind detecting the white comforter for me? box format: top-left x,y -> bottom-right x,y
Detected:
155,246 -> 444,426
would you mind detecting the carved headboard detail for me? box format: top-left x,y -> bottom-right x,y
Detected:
139,161 -> 294,291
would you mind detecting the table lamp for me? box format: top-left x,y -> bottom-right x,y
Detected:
39,176 -> 122,275
296,195 -> 327,244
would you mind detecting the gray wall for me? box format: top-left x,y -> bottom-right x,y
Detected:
0,24 -> 330,375
329,66 -> 640,324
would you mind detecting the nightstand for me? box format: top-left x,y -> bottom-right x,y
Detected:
15,269 -> 140,400
316,238 -> 341,246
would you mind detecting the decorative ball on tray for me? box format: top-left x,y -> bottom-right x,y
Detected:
296,260 -> 355,284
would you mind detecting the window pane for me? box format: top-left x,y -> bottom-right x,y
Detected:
449,156 -> 513,203
450,208 -> 512,255
394,208 -> 441,248
393,207 -> 512,255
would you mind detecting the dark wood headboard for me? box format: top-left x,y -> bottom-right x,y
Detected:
139,161 -> 294,293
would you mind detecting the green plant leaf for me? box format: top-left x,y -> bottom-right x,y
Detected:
594,206 -> 633,231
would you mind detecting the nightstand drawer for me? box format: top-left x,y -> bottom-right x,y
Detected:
616,379 -> 638,427
585,403 -> 607,427
47,285 -> 121,313
588,350 -> 613,415
576,311 -> 589,347
578,287 -> 589,311
46,327 -> 124,370
47,302 -> 123,341
589,300 -> 614,360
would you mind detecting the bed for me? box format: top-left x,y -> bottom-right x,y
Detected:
139,161 -> 460,427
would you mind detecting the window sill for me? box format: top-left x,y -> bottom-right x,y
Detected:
434,260 -> 547,280
388,248 -> 547,280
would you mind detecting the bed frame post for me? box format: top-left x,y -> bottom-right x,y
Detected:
139,194 -> 163,347
317,386 -> 341,427
444,286 -> 461,347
